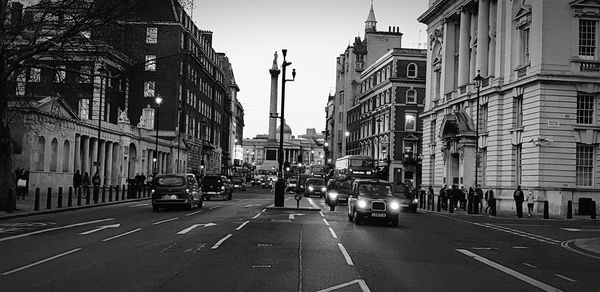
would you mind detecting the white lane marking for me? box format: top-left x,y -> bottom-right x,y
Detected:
307,198 -> 320,209
185,210 -> 203,216
209,206 -> 220,210
176,223 -> 217,234
262,209 -> 267,212
79,224 -> 121,235
289,213 -> 305,220
251,213 -> 261,219
244,204 -> 261,207
457,249 -> 562,292
522,262 -> 538,269
225,203 -> 234,206
238,199 -> 247,202
0,218 -> 114,242
561,240 -> 600,260
211,234 -> 233,249
479,223 -> 560,245
471,247 -> 497,250
129,203 -> 148,208
1,248 -> 82,276
337,243 -> 354,266
554,274 -> 576,283
236,221 -> 250,231
101,228 -> 142,242
513,246 -> 529,249
319,211 -> 325,217
316,279 -> 371,292
328,228 -> 338,239
152,217 -> 179,225
562,228 -> 600,232
323,218 -> 330,226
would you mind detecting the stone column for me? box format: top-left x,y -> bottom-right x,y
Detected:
268,53 -> 280,141
105,142 -> 113,186
469,12 -> 478,81
82,136 -> 90,176
91,138 -> 98,175
488,0 -> 498,77
477,0 -> 490,76
458,7 -> 471,86
98,140 -> 105,183
74,134 -> 81,173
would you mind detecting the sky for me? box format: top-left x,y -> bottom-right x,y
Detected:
192,0 -> 428,139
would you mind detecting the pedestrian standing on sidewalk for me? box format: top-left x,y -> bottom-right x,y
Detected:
526,188 -> 536,217
513,185 -> 525,218
73,170 -> 82,192
459,185 -> 467,210
484,187 -> 495,214
82,172 -> 91,198
475,185 -> 484,214
16,168 -> 28,200
439,184 -> 448,210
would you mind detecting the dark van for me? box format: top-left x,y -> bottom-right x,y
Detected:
151,173 -> 203,212
201,175 -> 233,200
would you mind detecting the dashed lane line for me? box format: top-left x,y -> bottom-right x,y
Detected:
1,248 -> 82,276
185,210 -> 203,216
209,206 -> 220,210
101,228 -> 142,242
236,221 -> 250,231
328,227 -> 338,239
211,234 -> 233,249
0,218 -> 114,242
323,218 -> 330,226
251,213 -> 261,219
554,274 -> 576,283
128,203 -> 148,208
337,243 -> 354,266
307,198 -> 321,209
457,249 -> 562,292
319,211 -> 325,217
152,217 -> 179,225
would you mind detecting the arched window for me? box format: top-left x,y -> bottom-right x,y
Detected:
36,137 -> 46,171
62,140 -> 70,172
406,89 -> 417,104
50,138 -> 58,172
387,65 -> 391,79
407,63 -> 418,78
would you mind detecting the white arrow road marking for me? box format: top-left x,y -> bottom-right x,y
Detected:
288,213 -> 306,220
236,221 -> 250,231
457,249 -> 562,292
562,228 -> 600,232
211,234 -> 233,249
1,248 -> 82,276
102,228 -> 142,242
0,218 -> 114,242
176,223 -> 217,234
316,279 -> 371,292
79,224 -> 121,235
152,218 -> 179,225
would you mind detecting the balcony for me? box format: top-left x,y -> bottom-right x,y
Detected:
572,57 -> 600,73
355,62 -> 364,72
580,62 -> 600,72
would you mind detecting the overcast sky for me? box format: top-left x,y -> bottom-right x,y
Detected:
192,0 -> 428,139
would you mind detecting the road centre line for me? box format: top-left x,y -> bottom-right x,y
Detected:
554,274 -> 576,283
319,211 -> 324,217
102,228 -> 142,242
236,221 -> 250,231
262,209 -> 267,212
456,249 -> 562,292
152,217 -> 179,225
328,228 -> 338,239
337,243 -> 354,266
323,218 -> 330,226
522,262 -> 538,269
209,206 -> 220,210
185,210 -> 203,216
307,198 -> 320,209
211,234 -> 233,249
251,213 -> 261,219
1,248 -> 82,276
0,218 -> 114,242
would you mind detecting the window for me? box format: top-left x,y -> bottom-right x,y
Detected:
406,89 -> 417,104
50,138 -> 58,172
36,137 -> 45,171
577,93 -> 594,124
79,66 -> 91,83
79,98 -> 89,119
579,19 -> 597,59
146,27 -> 157,43
576,144 -> 594,187
144,81 -> 155,97
405,113 -> 416,131
515,95 -> 523,127
16,71 -> 26,96
429,154 -> 435,185
515,144 -> 522,185
30,68 -> 41,82
145,55 -> 156,71
106,102 -> 111,122
519,27 -> 530,65
430,119 -> 437,144
481,104 -> 488,132
55,65 -> 66,83
386,65 -> 391,79
62,140 -> 70,172
407,63 -> 418,78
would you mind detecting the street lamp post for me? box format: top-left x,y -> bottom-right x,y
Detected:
95,67 -> 107,181
474,71 -> 483,188
275,49 -> 296,207
154,95 -> 163,176
176,104 -> 182,173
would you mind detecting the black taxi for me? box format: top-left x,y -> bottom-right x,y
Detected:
347,179 -> 402,227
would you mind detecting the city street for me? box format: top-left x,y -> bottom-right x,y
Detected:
0,186 -> 599,291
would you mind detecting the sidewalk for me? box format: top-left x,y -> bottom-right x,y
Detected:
266,193 -> 322,211
1,186 -> 150,220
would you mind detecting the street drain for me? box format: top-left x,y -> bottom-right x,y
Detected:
257,243 -> 272,247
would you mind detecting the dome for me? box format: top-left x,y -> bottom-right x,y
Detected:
276,123 -> 292,134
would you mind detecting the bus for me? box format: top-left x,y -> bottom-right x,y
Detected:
309,164 -> 329,178
334,155 -> 377,180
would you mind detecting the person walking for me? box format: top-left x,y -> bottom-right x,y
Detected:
82,172 -> 91,198
484,187 -> 495,214
475,185 -> 483,214
526,188 -> 536,217
73,170 -> 82,192
16,168 -> 28,200
513,185 -> 525,218
439,184 -> 448,210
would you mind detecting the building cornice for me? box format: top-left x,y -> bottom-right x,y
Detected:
418,0 -> 457,24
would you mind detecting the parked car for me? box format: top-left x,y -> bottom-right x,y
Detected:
304,177 -> 327,198
151,173 -> 203,212
201,175 -> 233,200
347,179 -> 402,227
231,176 -> 246,191
392,182 -> 418,212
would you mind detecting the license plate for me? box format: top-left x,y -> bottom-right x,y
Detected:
205,192 -> 216,194
161,195 -> 170,200
371,213 -> 386,218
401,203 -> 409,207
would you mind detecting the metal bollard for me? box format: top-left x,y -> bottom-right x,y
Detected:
34,188 -> 40,211
122,185 -> 126,200
490,199 -> 496,216
46,187 -> 52,210
57,187 -> 63,208
102,186 -> 106,203
77,187 -> 82,206
419,193 -> 423,208
567,200 -> 573,219
591,201 -> 597,220
437,196 -> 441,212
109,186 -> 113,202
68,187 -> 73,207
543,201 -> 549,219
115,185 -> 120,201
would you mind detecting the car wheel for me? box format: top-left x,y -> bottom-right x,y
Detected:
152,205 -> 159,212
353,210 -> 361,225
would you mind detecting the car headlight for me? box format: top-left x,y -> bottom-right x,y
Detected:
186,188 -> 191,193
328,191 -> 338,199
151,189 -> 155,194
390,201 -> 400,210
321,187 -> 327,192
412,198 -> 419,204
221,186 -> 225,190
308,186 -> 314,191
357,200 -> 368,209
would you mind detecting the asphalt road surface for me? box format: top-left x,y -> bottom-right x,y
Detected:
0,186 -> 599,291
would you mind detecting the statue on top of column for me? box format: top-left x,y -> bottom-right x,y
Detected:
271,51 -> 278,70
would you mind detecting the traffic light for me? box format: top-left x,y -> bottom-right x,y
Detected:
297,154 -> 303,163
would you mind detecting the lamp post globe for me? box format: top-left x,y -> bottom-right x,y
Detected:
154,95 -> 163,175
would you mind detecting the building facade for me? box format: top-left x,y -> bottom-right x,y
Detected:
418,0 -> 600,215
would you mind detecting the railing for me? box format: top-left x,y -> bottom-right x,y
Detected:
459,85 -> 468,95
516,66 -> 527,78
482,76 -> 491,87
580,62 -> 600,72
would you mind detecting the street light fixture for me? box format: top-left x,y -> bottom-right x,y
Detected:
275,49 -> 296,207
345,131 -> 350,155
473,70 -> 484,188
154,95 -> 163,175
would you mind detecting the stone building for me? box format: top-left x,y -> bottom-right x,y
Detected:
418,0 -> 600,215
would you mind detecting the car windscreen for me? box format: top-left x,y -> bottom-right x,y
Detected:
392,184 -> 413,199
155,176 -> 186,187
202,176 -> 222,184
306,178 -> 324,185
358,183 -> 393,197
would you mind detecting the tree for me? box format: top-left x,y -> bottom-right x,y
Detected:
0,0 -> 136,211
